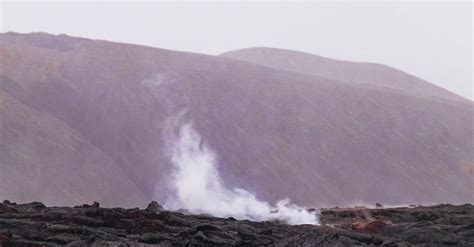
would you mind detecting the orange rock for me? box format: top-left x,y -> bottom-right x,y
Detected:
352,220 -> 365,229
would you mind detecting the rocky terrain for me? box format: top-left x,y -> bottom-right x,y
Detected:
0,201 -> 473,246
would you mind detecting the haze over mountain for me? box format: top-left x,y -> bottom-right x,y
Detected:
221,47 -> 467,101
0,32 -> 473,209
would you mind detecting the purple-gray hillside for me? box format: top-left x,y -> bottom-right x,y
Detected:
221,47 -> 467,101
0,32 -> 473,208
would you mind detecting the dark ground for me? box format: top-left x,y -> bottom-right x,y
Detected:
0,201 -> 473,246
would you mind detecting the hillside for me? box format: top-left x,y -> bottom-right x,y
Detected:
221,47 -> 467,101
0,32 -> 473,209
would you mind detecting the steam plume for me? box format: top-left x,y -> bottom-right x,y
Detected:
165,122 -> 318,225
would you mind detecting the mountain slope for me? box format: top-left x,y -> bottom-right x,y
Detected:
221,47 -> 466,102
0,32 -> 473,207
0,88 -> 147,207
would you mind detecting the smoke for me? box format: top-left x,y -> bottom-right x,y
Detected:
164,122 -> 318,225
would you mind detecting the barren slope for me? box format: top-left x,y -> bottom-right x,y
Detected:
0,88 -> 147,207
221,47 -> 466,101
0,32 -> 473,208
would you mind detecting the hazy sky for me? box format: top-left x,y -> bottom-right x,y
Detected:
1,1 -> 472,99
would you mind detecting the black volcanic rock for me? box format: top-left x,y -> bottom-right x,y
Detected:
0,201 -> 473,246
0,32 -> 473,208
146,201 -> 164,213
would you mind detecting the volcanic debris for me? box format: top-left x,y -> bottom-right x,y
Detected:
0,201 -> 473,246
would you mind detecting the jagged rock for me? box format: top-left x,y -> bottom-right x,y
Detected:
139,232 -> 173,244
0,203 -> 17,214
76,202 -> 100,208
7,201 -> 46,214
145,201 -> 164,213
46,233 -> 82,244
0,201 -> 472,246
72,215 -> 104,227
352,219 -> 390,234
0,230 -> 11,245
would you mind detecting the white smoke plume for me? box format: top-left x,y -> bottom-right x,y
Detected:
164,122 -> 319,225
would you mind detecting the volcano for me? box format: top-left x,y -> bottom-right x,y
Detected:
0,32 -> 473,208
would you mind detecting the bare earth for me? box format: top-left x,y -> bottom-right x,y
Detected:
0,32 -> 473,208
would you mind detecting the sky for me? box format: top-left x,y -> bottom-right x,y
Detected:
1,1 -> 472,99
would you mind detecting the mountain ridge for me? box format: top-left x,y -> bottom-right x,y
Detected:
221,47 -> 468,102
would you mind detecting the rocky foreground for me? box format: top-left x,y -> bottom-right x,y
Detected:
0,201 -> 473,246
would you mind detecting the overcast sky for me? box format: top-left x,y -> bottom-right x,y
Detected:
1,1 -> 472,99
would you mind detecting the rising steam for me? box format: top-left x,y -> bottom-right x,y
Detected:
164,122 -> 318,225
